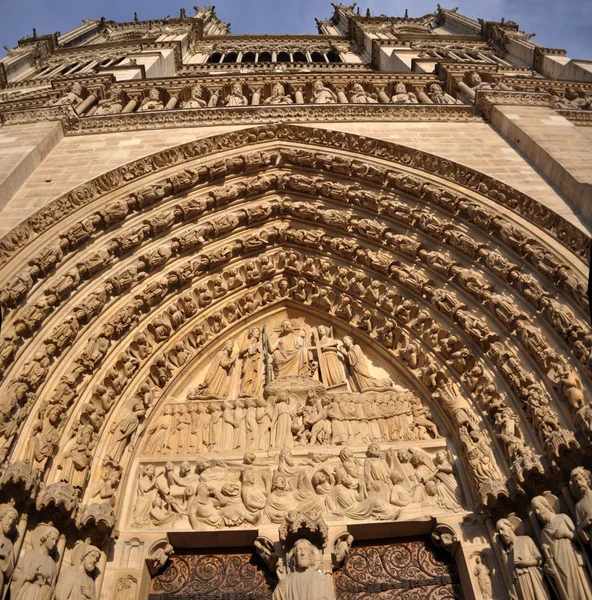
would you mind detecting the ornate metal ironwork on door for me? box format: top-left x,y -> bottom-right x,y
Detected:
149,549 -> 276,600
334,538 -> 462,600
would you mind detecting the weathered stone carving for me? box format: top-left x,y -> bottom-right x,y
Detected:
55,543 -> 101,600
10,523 -> 59,600
531,495 -> 592,599
138,88 -> 164,112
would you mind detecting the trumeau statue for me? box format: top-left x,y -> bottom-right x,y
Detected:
273,538 -> 335,600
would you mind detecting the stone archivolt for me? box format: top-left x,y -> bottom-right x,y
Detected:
0,125 -> 588,600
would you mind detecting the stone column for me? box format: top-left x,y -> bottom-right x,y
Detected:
417,91 -> 433,104
122,99 -> 138,113
336,87 -> 348,103
75,94 -> 97,115
293,85 -> 305,104
208,87 -> 221,107
457,81 -> 476,101
165,94 -> 179,110
376,87 -> 390,103
250,85 -> 263,105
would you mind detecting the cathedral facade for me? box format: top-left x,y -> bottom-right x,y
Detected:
0,5 -> 591,600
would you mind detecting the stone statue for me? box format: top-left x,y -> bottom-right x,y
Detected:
341,336 -> 393,392
0,504 -> 17,598
272,538 -> 335,600
473,556 -> 492,600
95,86 -> 123,115
391,83 -> 418,104
349,83 -> 377,103
194,340 -> 238,399
138,88 -> 164,112
225,82 -> 248,106
570,467 -> 592,547
182,84 -> 207,108
53,82 -> 83,106
315,326 -> 346,387
496,518 -> 551,600
428,83 -> 458,104
55,543 -> 101,600
311,80 -> 337,104
268,320 -> 310,378
10,523 -> 60,600
239,328 -> 264,397
264,83 -> 293,104
531,495 -> 592,600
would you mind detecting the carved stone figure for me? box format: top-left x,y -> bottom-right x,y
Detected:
531,495 -> 592,600
268,320 -> 310,378
349,83 -> 377,103
272,538 -> 335,600
10,524 -> 59,600
95,86 -> 123,115
264,83 -> 293,104
391,83 -> 418,104
55,544 -> 101,600
182,84 -> 207,108
138,88 -> 164,111
311,80 -> 337,104
239,328 -> 264,398
53,82 -> 83,106
341,337 -> 393,392
0,504 -> 17,599
496,518 -> 552,600
570,468 -> 592,548
225,82 -> 248,106
194,340 -> 238,399
428,83 -> 458,104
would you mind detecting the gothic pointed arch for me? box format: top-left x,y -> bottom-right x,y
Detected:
0,124 -> 589,596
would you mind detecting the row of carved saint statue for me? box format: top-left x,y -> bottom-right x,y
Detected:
131,444 -> 464,530
143,389 -> 439,455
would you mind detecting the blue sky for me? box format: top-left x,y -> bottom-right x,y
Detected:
1,0 -> 591,60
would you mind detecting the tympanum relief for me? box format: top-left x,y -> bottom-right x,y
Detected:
128,316 -> 464,532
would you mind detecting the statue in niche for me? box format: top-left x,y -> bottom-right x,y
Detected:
55,543 -> 101,600
53,82 -> 83,106
473,556 -> 492,600
311,80 -> 337,104
264,82 -> 293,104
349,83 -> 377,103
428,83 -> 458,104
496,518 -> 552,600
531,495 -> 592,600
341,336 -> 394,392
10,523 -> 59,600
0,504 -> 17,599
225,82 -> 248,106
268,321 -> 311,378
391,82 -> 418,104
95,85 -> 123,115
239,328 -> 264,398
314,326 -> 347,388
138,88 -> 164,111
193,340 -> 238,399
273,538 -> 335,600
26,404 -> 65,469
570,468 -> 592,548
181,84 -> 206,108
